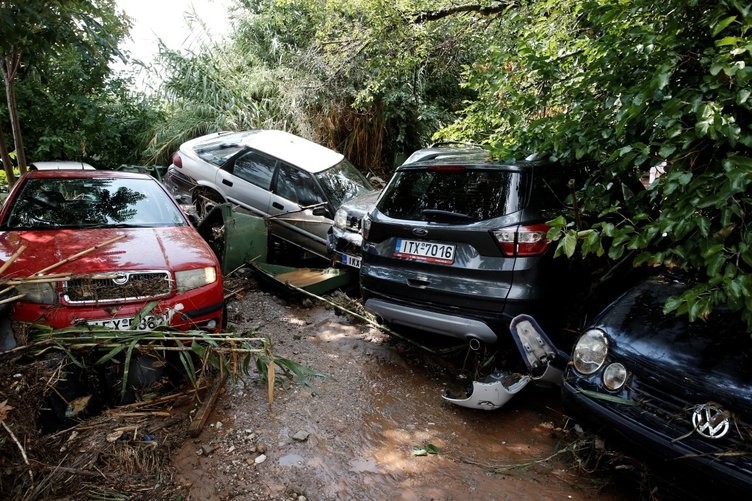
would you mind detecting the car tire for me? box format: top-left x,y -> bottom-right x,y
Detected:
193,188 -> 224,221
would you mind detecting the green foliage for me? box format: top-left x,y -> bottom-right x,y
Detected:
451,0 -> 752,329
0,0 -> 160,172
147,0 -> 482,169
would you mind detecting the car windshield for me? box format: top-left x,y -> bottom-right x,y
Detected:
378,167 -> 523,222
315,159 -> 374,209
3,177 -> 187,229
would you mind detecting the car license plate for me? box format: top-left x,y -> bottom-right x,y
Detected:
87,314 -> 166,331
394,239 -> 455,265
341,253 -> 362,269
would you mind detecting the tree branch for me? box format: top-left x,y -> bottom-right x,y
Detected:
413,1 -> 519,24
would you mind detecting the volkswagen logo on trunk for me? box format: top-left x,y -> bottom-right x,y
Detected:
692,403 -> 730,439
412,228 -> 428,237
112,273 -> 129,285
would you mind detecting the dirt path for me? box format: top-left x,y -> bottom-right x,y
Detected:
171,277 -> 633,500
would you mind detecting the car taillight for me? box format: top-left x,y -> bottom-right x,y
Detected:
493,224 -> 550,257
171,152 -> 182,168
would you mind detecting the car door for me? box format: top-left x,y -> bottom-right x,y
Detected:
267,162 -> 332,258
218,149 -> 277,217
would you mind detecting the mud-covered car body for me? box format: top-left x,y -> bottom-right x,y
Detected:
562,275 -> 752,493
168,130 -> 375,260
0,170 -> 224,349
360,148 -> 578,344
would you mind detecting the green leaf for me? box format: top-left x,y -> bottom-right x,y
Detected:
562,232 -> 577,258
95,344 -> 125,365
716,36 -> 740,47
712,16 -> 737,36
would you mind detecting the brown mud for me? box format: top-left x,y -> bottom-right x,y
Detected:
171,277 -> 639,500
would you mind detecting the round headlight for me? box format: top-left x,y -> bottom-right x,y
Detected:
602,362 -> 627,390
572,329 -> 608,375
334,208 -> 348,229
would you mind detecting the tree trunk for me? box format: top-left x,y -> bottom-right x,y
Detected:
0,128 -> 15,187
2,49 -> 27,175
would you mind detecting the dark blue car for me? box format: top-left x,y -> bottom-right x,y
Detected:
562,274 -> 752,495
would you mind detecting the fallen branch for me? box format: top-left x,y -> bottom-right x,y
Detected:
1,420 -> 33,482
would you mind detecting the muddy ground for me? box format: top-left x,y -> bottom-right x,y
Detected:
169,272 -> 644,501
0,269 -> 652,501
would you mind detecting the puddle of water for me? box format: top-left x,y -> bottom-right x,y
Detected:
278,453 -> 305,466
349,457 -> 381,473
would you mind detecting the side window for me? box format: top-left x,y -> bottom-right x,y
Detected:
196,144 -> 244,166
232,151 -> 276,190
274,163 -> 326,207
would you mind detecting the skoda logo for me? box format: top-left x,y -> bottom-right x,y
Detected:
691,403 -> 730,439
112,273 -> 129,285
412,228 -> 428,237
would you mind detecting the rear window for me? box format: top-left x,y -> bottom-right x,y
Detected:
378,167 -> 525,222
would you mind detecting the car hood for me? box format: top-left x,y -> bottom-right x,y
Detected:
595,276 -> 752,403
0,227 -> 218,278
340,190 -> 381,218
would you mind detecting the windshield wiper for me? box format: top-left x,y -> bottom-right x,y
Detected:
421,209 -> 472,221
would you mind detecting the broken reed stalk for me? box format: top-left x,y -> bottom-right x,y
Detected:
0,244 -> 26,275
33,234 -> 126,276
1,420 -> 33,482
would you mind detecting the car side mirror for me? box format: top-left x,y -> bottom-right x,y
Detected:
312,206 -> 330,217
187,214 -> 199,227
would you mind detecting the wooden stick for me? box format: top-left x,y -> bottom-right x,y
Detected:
1,420 -> 32,481
0,294 -> 25,305
188,372 -> 228,437
33,235 -> 126,276
0,245 -> 26,275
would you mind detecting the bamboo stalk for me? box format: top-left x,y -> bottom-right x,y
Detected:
0,244 -> 26,275
0,294 -> 25,305
33,234 -> 126,276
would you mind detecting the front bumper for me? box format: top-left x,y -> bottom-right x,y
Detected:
10,284 -> 225,334
327,227 -> 363,268
561,378 -> 752,492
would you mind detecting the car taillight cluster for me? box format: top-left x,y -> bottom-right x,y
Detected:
493,224 -> 551,257
171,152 -> 182,168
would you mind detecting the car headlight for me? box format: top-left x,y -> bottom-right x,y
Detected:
602,363 -> 627,390
572,328 -> 608,375
14,281 -> 58,304
175,267 -> 217,293
334,208 -> 348,229
362,214 -> 371,240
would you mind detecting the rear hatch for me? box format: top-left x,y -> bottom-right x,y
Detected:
361,160 -> 551,321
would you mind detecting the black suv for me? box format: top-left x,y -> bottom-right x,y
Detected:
360,147 -> 578,345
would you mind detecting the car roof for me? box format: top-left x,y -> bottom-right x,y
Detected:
192,130 -> 344,173
29,161 -> 95,170
23,169 -> 152,180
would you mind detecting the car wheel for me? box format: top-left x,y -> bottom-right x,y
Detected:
193,189 -> 224,220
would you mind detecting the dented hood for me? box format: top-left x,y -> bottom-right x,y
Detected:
0,226 -> 218,278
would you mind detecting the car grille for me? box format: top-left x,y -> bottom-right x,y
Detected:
64,271 -> 172,304
625,372 -> 752,473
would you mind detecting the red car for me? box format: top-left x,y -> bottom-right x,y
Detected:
0,170 -> 224,348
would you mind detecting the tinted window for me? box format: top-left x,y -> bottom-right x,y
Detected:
379,168 -> 523,222
315,159 -> 373,209
274,163 -> 326,207
232,151 -> 276,190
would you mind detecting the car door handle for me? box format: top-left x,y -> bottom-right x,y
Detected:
272,202 -> 284,210
222,179 -> 233,187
